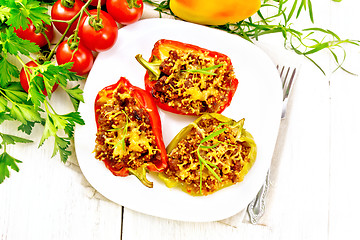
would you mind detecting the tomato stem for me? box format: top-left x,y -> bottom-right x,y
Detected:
50,19 -> 69,23
67,35 -> 80,50
45,98 -> 58,114
87,0 -> 104,31
71,1 -> 87,44
97,0 -> 102,13
41,29 -> 52,49
46,0 -> 93,61
88,16 -> 103,31
84,9 -> 91,16
127,0 -> 141,8
61,0 -> 75,8
16,55 -> 26,67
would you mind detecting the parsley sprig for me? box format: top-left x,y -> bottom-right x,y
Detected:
0,0 -> 85,182
0,0 -> 51,30
0,132 -> 33,183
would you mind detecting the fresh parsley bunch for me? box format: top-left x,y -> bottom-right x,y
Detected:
0,0 -> 84,183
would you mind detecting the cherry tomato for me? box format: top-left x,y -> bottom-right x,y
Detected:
51,0 -> 84,37
89,0 -> 106,6
14,20 -> 53,48
106,0 -> 143,25
78,10 -> 118,52
56,39 -> 94,75
20,61 -> 59,96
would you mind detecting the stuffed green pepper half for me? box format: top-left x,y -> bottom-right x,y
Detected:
160,113 -> 257,196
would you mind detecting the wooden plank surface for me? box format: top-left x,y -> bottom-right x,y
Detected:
1,0 -> 360,239
328,1 -> 360,239
328,1 -> 360,237
0,120 -> 123,240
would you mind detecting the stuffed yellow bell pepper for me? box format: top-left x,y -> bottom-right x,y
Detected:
159,113 -> 257,196
170,0 -> 261,25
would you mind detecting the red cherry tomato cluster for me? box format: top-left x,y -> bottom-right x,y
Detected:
50,0 -> 143,75
16,0 -> 143,95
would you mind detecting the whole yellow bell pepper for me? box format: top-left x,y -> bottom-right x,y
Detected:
170,0 -> 261,25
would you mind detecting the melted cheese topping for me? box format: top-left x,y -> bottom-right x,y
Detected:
94,87 -> 160,172
165,118 -> 256,196
153,50 -> 236,115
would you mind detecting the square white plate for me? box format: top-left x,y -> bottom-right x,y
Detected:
74,18 -> 282,222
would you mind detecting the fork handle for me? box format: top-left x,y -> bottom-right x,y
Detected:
247,170 -> 270,224
281,98 -> 289,118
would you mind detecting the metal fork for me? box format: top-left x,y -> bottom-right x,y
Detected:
246,65 -> 297,224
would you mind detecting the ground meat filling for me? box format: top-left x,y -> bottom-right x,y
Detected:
94,87 -> 161,174
152,50 -> 236,115
165,118 -> 252,195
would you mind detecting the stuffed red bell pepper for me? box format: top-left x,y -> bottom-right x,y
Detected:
94,77 -> 168,188
135,39 -> 238,116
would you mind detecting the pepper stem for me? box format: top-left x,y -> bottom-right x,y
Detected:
128,166 -> 153,188
135,54 -> 161,81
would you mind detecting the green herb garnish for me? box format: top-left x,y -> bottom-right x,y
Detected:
109,110 -> 129,151
196,125 -> 228,194
184,64 -> 223,76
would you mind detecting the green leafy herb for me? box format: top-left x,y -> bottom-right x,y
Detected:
2,0 -> 51,29
1,28 -> 40,55
0,132 -> 33,183
0,132 -> 33,146
0,0 -> 85,183
195,125 -> 227,194
0,58 -> 20,86
216,0 -> 359,74
0,151 -> 22,184
109,111 -> 129,151
144,0 -> 359,75
62,85 -> 84,111
183,64 -> 223,76
143,0 -> 171,17
40,103 -> 85,163
0,28 -> 40,87
0,6 -> 11,28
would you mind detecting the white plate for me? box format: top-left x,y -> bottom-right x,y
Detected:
74,18 -> 282,222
